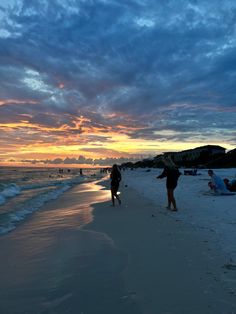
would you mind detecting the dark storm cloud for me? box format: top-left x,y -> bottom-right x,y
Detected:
0,0 -> 236,144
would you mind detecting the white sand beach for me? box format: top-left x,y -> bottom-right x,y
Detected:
87,169 -> 236,314
0,170 -> 236,314
121,168 -> 236,263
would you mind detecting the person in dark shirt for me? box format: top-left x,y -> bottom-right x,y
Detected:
110,164 -> 122,206
157,157 -> 181,211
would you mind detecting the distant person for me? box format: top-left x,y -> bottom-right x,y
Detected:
208,170 -> 229,194
157,156 -> 181,211
184,168 -> 197,175
80,168 -> 83,176
223,178 -> 236,192
110,164 -> 121,206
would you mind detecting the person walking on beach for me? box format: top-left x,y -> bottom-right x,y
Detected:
156,156 -> 181,211
110,164 -> 121,206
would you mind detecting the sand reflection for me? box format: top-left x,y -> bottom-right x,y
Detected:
25,180 -> 111,233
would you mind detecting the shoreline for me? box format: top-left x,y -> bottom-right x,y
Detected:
86,180 -> 236,314
0,179 -> 141,314
0,178 -> 236,313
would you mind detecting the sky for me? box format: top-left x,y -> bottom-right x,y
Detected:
0,0 -> 236,167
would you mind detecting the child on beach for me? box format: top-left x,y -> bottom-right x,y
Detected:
207,170 -> 229,194
223,178 -> 236,192
110,164 -> 122,206
157,156 -> 181,211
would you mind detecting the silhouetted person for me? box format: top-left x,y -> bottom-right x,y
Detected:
80,168 -> 83,176
110,164 -> 121,206
157,156 -> 181,211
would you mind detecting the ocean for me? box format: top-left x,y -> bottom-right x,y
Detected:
0,167 -> 101,235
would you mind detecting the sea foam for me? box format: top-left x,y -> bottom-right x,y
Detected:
0,184 -> 21,205
0,184 -> 70,235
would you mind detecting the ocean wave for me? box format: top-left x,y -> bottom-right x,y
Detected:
0,175 -> 84,205
0,183 -> 21,205
0,173 -> 103,235
21,175 -> 83,190
0,184 -> 70,235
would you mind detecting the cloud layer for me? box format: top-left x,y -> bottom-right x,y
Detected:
0,0 -> 236,164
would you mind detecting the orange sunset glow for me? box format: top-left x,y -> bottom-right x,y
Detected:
0,99 -> 235,167
0,0 -> 235,168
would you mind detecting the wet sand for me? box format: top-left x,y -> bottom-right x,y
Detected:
0,180 -> 141,314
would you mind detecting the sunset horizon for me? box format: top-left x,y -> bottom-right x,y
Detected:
0,1 -> 235,167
